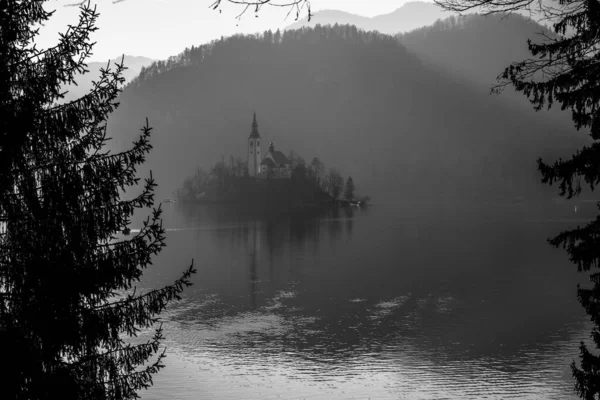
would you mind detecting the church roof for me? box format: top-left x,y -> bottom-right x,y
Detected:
271,151 -> 291,165
260,151 -> 291,167
260,157 -> 276,167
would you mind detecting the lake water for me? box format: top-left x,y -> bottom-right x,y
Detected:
130,200 -> 593,399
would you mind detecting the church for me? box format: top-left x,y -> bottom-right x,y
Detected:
247,112 -> 292,179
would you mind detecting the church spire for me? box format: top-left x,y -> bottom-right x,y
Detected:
250,111 -> 260,138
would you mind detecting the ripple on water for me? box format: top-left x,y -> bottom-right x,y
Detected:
368,294 -> 411,321
134,288 -> 586,400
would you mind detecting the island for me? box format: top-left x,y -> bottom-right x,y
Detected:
172,112 -> 369,212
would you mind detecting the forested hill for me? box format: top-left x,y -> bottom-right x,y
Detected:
398,13 -> 579,128
398,13 -> 554,89
107,24 -> 584,204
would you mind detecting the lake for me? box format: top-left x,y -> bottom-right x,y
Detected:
130,200 -> 592,399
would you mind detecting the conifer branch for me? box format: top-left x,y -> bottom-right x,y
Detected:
1,2 -> 196,397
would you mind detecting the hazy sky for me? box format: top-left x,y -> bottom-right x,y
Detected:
37,0 -> 433,61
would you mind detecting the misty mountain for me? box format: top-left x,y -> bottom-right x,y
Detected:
106,25 -> 584,203
286,2 -> 453,35
398,13 -> 553,89
398,13 -> 578,126
61,55 -> 154,103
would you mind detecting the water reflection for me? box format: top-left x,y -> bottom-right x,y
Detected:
249,225 -> 258,310
137,203 -> 590,399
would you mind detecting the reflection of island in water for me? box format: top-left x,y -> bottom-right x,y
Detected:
173,201 -> 361,310
175,201 -> 359,250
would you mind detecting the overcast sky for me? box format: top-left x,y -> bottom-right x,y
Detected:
37,0 -> 432,62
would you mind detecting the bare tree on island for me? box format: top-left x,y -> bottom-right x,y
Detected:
325,168 -> 344,200
344,177 -> 355,201
434,0 -> 600,397
311,157 -> 325,188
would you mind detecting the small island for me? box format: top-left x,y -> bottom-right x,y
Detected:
172,112 -> 369,211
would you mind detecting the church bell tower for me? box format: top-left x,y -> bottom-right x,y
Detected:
248,112 -> 261,177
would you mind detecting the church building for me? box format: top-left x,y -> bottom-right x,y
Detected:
260,141 -> 292,178
247,113 -> 292,179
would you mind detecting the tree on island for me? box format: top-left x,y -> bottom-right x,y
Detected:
310,157 -> 325,189
291,157 -> 308,180
194,167 -> 211,190
324,168 -> 344,200
183,176 -> 196,198
288,150 -> 300,167
434,0 -> 600,397
233,157 -> 247,177
344,177 -> 355,201
210,160 -> 228,188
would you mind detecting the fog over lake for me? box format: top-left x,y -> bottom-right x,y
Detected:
124,201 -> 591,399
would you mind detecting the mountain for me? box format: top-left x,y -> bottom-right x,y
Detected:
398,13 -> 579,126
286,2 -> 453,35
106,25 -> 584,204
398,13 -> 553,88
61,55 -> 154,103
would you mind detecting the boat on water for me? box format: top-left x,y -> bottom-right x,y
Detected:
122,227 -> 131,235
336,199 -> 366,207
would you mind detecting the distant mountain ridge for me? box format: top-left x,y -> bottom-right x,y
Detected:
397,13 -> 576,123
398,13 -> 555,88
286,1 -> 454,34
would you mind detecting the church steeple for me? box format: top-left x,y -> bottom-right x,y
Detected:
250,111 -> 260,139
248,111 -> 262,177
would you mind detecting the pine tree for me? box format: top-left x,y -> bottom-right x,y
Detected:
0,2 -> 195,399
343,176 -> 355,200
434,0 -> 600,397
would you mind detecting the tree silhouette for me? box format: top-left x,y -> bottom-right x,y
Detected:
325,168 -> 344,200
310,157 -> 325,188
291,159 -> 308,181
1,2 -> 196,399
434,0 -> 600,397
344,176 -> 355,200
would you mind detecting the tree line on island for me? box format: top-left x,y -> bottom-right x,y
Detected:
174,152 -> 364,204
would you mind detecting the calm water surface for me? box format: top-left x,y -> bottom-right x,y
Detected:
130,201 -> 592,399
